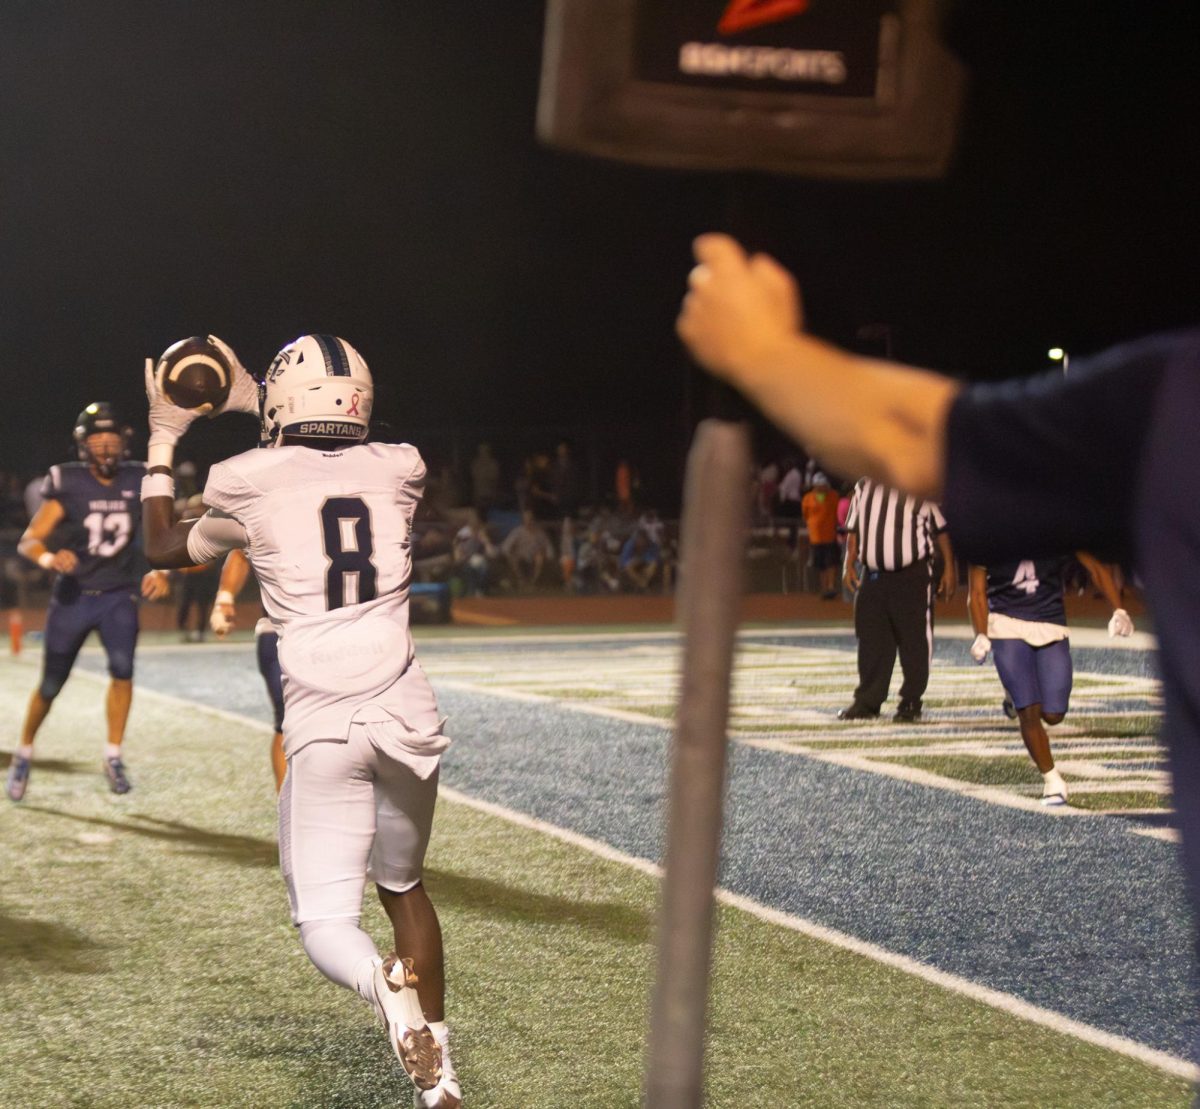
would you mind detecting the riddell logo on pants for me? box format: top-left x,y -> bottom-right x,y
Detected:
718,0 -> 810,36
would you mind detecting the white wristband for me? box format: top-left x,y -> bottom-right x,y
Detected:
37,551 -> 55,570
147,443 -> 176,470
141,473 -> 176,501
215,590 -> 236,607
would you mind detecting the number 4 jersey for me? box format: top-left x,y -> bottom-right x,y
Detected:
40,461 -> 146,596
985,558 -> 1068,626
195,442 -> 435,753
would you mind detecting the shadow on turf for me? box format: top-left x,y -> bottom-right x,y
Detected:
0,753 -> 91,776
18,806 -> 279,867
424,866 -> 652,940
0,910 -> 108,980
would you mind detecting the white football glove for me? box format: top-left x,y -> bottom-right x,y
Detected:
210,590 -> 237,637
145,356 -> 207,453
209,336 -> 260,417
1108,608 -> 1134,638
970,633 -> 992,663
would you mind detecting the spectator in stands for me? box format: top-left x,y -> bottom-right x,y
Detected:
529,454 -> 557,520
776,456 -> 804,551
620,528 -> 661,593
572,523 -> 604,594
756,459 -> 780,522
559,517 -> 577,592
452,517 -> 498,597
802,472 -> 841,599
502,509 -> 554,592
551,439 -> 582,518
470,442 -> 500,516
637,507 -> 665,548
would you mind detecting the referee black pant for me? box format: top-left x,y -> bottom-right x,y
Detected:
852,559 -> 934,711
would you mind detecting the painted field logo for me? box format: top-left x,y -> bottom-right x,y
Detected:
718,0 -> 810,36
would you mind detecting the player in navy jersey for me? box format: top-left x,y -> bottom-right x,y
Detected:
968,554 -> 1132,804
5,403 -> 170,801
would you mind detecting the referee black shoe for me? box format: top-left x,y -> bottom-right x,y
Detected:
892,701 -> 923,724
836,703 -> 879,721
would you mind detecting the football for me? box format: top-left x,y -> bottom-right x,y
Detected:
156,335 -> 233,410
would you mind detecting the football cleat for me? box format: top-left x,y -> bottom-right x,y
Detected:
6,754 -> 31,802
372,955 -> 442,1092
103,756 -> 132,795
415,1036 -> 461,1109
1040,769 -> 1069,806
1002,697 -> 1017,720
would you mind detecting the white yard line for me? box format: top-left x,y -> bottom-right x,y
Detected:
26,659 -> 1191,1080
439,786 -> 1197,1083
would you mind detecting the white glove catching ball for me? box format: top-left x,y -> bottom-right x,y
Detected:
145,356 -> 206,453
970,633 -> 992,663
209,337 -> 260,417
1108,608 -> 1134,638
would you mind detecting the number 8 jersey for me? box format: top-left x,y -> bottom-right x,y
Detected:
196,442 -> 430,753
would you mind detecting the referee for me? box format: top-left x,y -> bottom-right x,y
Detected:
839,478 -> 956,722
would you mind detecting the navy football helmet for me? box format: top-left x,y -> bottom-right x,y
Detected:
74,402 -> 131,478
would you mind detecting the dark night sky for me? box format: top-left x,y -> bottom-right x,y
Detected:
2,1 -> 1197,500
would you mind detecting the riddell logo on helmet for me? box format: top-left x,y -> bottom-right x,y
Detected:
718,0 -> 809,36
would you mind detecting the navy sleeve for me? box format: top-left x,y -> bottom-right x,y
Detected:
943,331 -> 1189,565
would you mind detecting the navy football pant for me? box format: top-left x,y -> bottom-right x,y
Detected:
40,588 -> 139,700
256,628 -> 285,732
991,637 -> 1073,715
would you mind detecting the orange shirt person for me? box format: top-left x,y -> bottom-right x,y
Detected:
801,472 -> 841,599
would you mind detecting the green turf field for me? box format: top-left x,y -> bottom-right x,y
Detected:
0,651 -> 1191,1107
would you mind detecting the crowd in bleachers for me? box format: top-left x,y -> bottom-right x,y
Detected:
409,441 -> 677,598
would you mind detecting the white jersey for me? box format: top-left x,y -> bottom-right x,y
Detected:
194,442 -> 444,756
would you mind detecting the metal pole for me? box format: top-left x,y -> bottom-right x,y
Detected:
644,419 -> 750,1108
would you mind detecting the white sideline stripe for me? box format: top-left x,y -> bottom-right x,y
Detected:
19,658 -> 279,734
439,785 -> 1198,1082
23,658 -> 1190,1080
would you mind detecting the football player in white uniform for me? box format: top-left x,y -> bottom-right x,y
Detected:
140,335 -> 460,1108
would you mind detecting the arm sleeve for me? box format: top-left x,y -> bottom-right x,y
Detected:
186,510 -> 248,565
395,445 -> 426,506
201,460 -> 256,519
943,332 -> 1178,565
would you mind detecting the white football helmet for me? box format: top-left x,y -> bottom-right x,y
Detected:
260,334 -> 374,447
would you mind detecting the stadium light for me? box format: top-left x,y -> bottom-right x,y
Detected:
1048,347 -> 1070,375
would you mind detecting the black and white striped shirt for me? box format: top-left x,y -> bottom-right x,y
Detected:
845,478 -> 946,570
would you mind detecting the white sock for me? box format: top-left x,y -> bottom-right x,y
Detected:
428,1020 -> 449,1044
1042,768 -> 1066,794
16,744 -> 33,760
104,744 -> 122,761
354,954 -> 383,1011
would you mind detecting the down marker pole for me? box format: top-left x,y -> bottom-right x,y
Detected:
644,419 -> 751,1108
